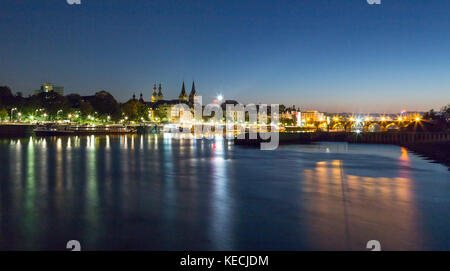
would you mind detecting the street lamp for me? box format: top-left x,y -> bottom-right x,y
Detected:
10,107 -> 17,121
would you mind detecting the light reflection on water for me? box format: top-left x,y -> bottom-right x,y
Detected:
302,159 -> 420,250
0,135 -> 449,250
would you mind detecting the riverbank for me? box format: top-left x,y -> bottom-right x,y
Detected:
404,142 -> 450,170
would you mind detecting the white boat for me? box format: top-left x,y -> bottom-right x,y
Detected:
34,124 -> 136,136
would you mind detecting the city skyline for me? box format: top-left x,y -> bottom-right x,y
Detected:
2,80 -> 447,115
0,0 -> 449,254
0,0 -> 449,113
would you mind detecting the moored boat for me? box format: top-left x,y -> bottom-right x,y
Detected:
69,125 -> 136,135
34,124 -> 74,136
34,124 -> 136,136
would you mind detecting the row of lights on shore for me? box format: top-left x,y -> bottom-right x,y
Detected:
7,96 -> 422,124
327,116 -> 421,122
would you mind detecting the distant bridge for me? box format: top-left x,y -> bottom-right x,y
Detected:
306,119 -> 425,132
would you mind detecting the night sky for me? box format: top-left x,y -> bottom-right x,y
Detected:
0,0 -> 448,113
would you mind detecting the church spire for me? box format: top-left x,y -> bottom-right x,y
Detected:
189,81 -> 197,103
152,83 -> 158,102
179,81 -> 188,102
157,83 -> 163,100
181,81 -> 186,94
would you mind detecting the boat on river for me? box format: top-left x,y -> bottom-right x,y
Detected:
34,124 -> 136,136
34,124 -> 74,136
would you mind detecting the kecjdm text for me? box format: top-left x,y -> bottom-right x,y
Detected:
180,255 -> 269,269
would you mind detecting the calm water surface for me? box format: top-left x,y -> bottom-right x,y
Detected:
0,134 -> 449,250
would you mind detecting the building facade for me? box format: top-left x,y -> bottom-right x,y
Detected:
35,83 -> 64,96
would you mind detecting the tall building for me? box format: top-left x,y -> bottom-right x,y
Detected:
178,82 -> 188,102
37,83 -> 64,96
41,83 -> 53,92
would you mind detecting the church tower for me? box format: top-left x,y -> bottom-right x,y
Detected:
179,81 -> 188,102
151,84 -> 158,102
157,83 -> 163,101
189,81 -> 197,103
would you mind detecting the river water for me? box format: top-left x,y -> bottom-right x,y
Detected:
0,134 -> 448,250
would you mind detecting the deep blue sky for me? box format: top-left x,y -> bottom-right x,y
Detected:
0,0 -> 449,113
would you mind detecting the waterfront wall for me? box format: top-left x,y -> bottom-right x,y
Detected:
317,131 -> 450,144
235,131 -> 450,145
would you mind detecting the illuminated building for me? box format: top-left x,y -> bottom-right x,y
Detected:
143,81 -> 200,122
300,110 -> 326,123
35,83 -> 64,96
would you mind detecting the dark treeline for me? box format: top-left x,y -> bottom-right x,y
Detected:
419,105 -> 450,132
0,86 -> 153,122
